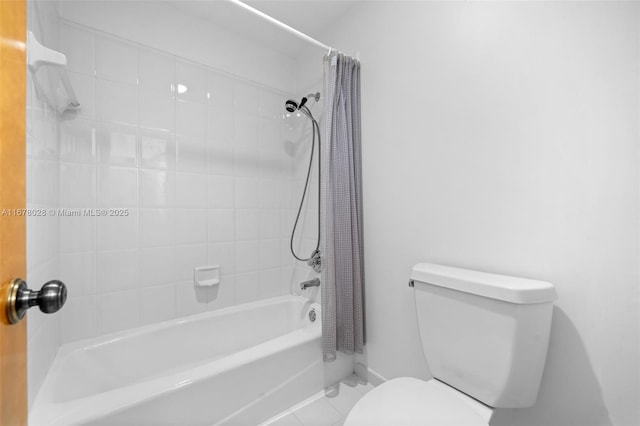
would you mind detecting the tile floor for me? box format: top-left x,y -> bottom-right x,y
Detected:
262,376 -> 376,426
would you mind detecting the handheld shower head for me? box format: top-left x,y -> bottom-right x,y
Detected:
285,99 -> 298,113
284,92 -> 320,113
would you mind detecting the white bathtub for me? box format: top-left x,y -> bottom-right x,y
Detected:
30,295 -> 346,426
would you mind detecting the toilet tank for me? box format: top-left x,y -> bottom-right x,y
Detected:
411,263 -> 557,408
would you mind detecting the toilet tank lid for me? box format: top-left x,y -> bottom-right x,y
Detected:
411,263 -> 557,304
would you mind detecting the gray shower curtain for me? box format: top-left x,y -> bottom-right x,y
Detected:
321,52 -> 364,361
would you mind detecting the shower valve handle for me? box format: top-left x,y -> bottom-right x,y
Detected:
307,250 -> 322,273
3,278 -> 67,324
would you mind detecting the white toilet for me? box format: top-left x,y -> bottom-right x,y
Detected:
345,263 -> 557,426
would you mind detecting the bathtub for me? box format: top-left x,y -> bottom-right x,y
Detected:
30,295 -> 345,426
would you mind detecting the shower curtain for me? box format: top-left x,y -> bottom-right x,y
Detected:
321,52 -> 364,361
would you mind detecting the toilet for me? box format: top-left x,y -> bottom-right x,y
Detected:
345,263 -> 557,426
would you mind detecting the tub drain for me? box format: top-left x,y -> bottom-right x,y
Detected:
309,308 -> 316,322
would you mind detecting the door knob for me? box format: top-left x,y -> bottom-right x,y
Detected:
5,278 -> 67,324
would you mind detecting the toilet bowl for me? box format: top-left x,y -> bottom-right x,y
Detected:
345,263 -> 557,425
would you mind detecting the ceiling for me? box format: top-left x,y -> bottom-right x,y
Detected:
166,0 -> 359,57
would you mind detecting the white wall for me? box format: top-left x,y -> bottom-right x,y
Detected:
319,2 -> 639,425
26,0 -> 62,407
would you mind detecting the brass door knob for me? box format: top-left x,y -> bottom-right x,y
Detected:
5,278 -> 67,324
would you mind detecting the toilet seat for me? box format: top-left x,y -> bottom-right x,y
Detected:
344,377 -> 492,426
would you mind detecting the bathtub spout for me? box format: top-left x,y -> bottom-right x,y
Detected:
300,278 -> 320,290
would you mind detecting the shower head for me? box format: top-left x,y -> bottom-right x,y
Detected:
285,99 -> 298,113
284,92 -> 321,113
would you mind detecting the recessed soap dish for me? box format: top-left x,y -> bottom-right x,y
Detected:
194,265 -> 220,287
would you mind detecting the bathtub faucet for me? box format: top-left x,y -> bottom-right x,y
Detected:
300,278 -> 320,290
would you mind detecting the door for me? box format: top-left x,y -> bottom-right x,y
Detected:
0,0 -> 28,425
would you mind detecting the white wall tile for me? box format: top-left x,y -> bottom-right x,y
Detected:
235,272 -> 259,304
60,252 -> 96,297
207,72 -> 234,111
52,25 -> 302,345
259,209 -> 280,239
59,162 -> 96,207
207,106 -> 233,145
206,275 -> 235,311
176,136 -> 207,173
68,71 -> 96,120
27,115 -> 57,160
28,214 -> 58,267
207,242 -> 235,275
176,100 -> 206,137
208,209 -> 235,242
175,281 -> 208,316
140,129 -> 176,170
280,237 -> 295,268
139,90 -> 175,133
97,36 -> 138,84
176,60 -> 207,104
140,284 -> 175,325
59,118 -> 96,163
259,239 -> 280,270
176,172 -> 207,208
259,179 -> 281,209
60,23 -> 96,76
259,268 -> 281,299
61,296 -> 98,342
258,89 -> 282,120
28,317 -> 59,407
236,240 -> 259,273
234,112 -> 258,149
234,147 -> 259,177
98,289 -> 139,334
96,208 -> 138,250
96,123 -> 137,166
281,181 -> 294,209
140,247 -> 175,286
139,169 -> 175,208
174,244 -> 207,281
96,249 -> 139,293
28,160 -> 58,205
235,209 -> 259,241
140,208 -> 174,247
259,150 -> 286,180
234,83 -> 258,113
207,175 -> 234,208
97,78 -> 137,126
97,165 -> 138,207
280,209 -> 295,240
139,49 -> 174,97
60,215 -> 95,253
280,267 -> 294,295
175,209 -> 207,245
258,117 -> 282,152
235,177 -> 258,208
208,142 -> 234,176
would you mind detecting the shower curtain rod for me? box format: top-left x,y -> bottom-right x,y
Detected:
228,0 -> 334,55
